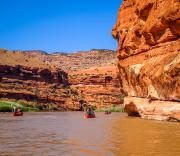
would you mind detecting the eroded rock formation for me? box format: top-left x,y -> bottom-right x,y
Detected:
0,49 -> 122,110
69,65 -> 123,109
0,65 -> 77,111
113,0 -> 180,121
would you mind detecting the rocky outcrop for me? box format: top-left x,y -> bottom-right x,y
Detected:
124,97 -> 180,122
113,0 -> 180,121
0,65 -> 68,84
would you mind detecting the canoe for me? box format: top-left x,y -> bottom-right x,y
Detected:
84,114 -> 96,119
13,112 -> 23,116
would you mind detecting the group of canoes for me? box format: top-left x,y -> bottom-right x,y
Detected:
12,106 -> 111,118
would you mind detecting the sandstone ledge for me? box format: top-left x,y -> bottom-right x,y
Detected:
124,97 -> 180,122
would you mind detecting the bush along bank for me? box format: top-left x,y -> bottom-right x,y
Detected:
95,104 -> 124,112
0,101 -> 39,112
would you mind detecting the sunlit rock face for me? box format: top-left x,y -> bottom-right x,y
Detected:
0,50 -> 80,111
0,49 -> 123,110
64,50 -> 124,108
113,0 -> 180,121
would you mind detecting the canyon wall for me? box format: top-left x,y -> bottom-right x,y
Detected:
0,49 -> 122,110
0,50 -> 77,110
112,0 -> 180,121
69,65 -> 122,109
53,49 -> 123,108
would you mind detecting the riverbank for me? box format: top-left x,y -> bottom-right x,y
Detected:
0,100 -> 124,113
95,104 -> 124,113
0,101 -> 39,112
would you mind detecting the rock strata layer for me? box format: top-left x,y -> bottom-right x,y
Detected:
113,0 -> 180,121
0,49 -> 122,110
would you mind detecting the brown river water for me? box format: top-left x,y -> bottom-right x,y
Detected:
0,112 -> 180,156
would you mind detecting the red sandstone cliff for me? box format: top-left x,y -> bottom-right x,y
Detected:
0,50 -> 75,110
0,49 -> 122,110
113,0 -> 180,121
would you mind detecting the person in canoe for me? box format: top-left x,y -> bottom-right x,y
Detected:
13,106 -> 23,116
84,107 -> 96,118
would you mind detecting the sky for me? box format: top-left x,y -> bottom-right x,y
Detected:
0,0 -> 122,53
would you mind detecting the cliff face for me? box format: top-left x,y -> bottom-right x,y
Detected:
0,49 -> 122,110
66,50 -> 123,108
113,0 -> 180,121
0,51 -> 77,110
69,66 -> 122,109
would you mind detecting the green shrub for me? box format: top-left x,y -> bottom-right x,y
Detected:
48,104 -> 58,111
95,104 -> 124,112
110,105 -> 124,112
0,101 -> 21,112
26,107 -> 39,112
0,104 -> 12,112
0,101 -> 39,112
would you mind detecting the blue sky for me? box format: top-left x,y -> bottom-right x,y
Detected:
0,0 -> 122,53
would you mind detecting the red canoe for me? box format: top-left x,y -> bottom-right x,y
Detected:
84,114 -> 96,119
13,112 -> 23,116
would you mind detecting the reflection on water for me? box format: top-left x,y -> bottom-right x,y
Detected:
0,112 -> 179,156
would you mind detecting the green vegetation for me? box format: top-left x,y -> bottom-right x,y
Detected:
48,104 -> 58,111
0,101 -> 39,112
95,104 -> 124,112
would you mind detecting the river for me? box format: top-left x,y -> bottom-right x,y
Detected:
0,112 -> 180,156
